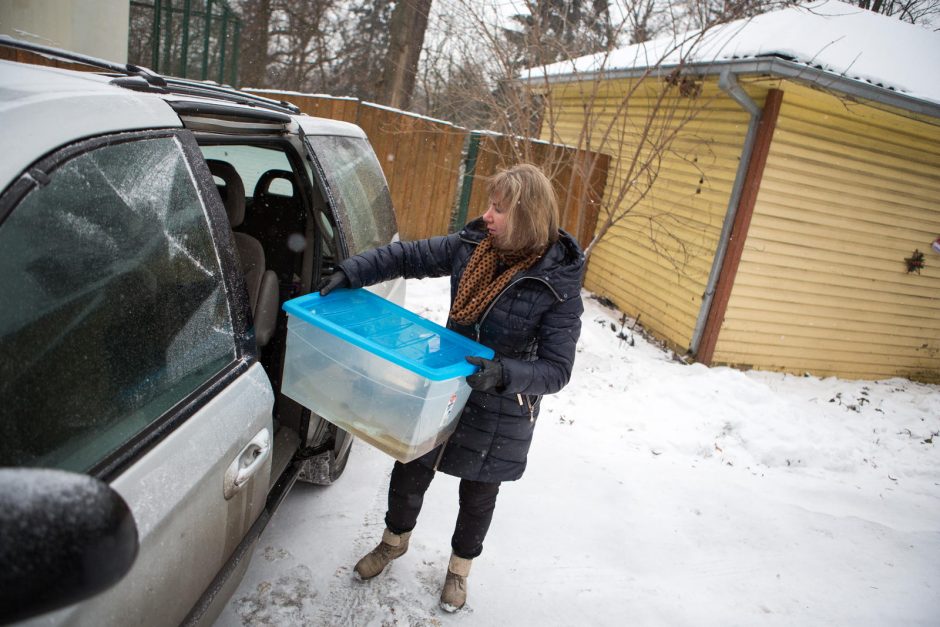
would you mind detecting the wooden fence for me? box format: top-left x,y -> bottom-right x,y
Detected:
248,91 -> 608,246
358,104 -> 468,241
0,46 -> 608,245
464,134 -> 610,250
0,46 -> 99,72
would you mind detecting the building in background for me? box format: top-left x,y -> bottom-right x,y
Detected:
532,2 -> 940,382
0,1 -> 240,84
0,0 -> 129,62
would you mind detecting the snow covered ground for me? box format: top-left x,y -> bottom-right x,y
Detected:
214,277 -> 940,626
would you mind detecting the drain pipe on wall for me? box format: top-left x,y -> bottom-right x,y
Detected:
688,69 -> 764,357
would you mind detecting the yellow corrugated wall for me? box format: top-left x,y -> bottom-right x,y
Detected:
713,82 -> 940,381
544,76 -> 773,351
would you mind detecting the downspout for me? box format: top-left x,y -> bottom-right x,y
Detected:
688,70 -> 763,356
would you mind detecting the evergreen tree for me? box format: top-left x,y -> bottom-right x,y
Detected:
503,0 -> 615,69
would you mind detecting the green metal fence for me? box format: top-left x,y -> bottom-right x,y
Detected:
129,0 -> 241,85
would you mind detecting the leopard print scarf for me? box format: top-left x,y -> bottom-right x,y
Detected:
449,236 -> 544,326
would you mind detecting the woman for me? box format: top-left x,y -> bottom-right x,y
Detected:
319,163 -> 584,611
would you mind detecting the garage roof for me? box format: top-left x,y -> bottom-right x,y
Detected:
529,1 -> 940,111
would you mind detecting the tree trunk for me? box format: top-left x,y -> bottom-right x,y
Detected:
377,0 -> 433,110
239,0 -> 273,88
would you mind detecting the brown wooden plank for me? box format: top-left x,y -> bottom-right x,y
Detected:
0,45 -> 100,72
698,88 -> 784,365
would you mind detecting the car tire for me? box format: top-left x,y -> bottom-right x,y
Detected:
329,424 -> 353,481
297,423 -> 353,485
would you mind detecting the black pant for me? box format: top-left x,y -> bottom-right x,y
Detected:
384,459 -> 500,560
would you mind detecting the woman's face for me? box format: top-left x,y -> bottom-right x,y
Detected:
483,194 -> 510,246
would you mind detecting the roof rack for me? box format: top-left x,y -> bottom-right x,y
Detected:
0,35 -> 301,116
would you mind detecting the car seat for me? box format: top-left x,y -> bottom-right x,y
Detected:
248,169 -> 308,283
254,169 -> 298,200
206,159 -> 278,347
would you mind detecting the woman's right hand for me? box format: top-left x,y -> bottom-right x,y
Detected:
465,356 -> 504,392
318,270 -> 349,296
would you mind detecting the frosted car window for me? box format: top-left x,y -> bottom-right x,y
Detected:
0,136 -> 236,472
306,136 -> 396,255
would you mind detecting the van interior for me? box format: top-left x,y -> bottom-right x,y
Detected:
193,130 -> 346,483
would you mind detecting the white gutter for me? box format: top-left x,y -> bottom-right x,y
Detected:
688,70 -> 762,356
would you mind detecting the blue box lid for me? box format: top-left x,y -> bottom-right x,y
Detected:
282,289 -> 495,382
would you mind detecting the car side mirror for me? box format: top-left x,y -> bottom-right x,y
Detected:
0,468 -> 139,624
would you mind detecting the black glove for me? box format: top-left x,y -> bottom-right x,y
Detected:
465,356 -> 503,392
318,270 -> 349,296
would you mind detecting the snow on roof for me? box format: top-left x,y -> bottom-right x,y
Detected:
532,1 -> 940,106
244,88 -> 359,102
359,100 -> 463,128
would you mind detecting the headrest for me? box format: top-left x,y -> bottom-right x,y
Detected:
254,169 -> 298,199
206,159 -> 246,228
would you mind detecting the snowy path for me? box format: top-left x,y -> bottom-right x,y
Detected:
214,278 -> 940,626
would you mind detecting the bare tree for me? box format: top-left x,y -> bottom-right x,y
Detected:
377,0 -> 435,109
624,0 -> 663,42
267,0 -> 338,91
239,0 -> 274,87
330,0 -> 394,101
421,0 -> 788,263
679,0 -> 781,28
852,0 -> 940,25
414,9 -> 492,127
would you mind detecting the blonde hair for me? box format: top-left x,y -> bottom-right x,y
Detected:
486,163 -> 559,254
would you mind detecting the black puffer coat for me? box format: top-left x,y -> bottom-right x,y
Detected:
338,218 -> 584,482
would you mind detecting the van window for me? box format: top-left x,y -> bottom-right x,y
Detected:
0,136 -> 236,472
306,135 -> 397,255
201,145 -> 294,196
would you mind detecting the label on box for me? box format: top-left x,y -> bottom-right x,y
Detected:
442,392 -> 458,426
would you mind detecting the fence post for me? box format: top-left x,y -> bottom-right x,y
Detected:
218,5 -> 228,83
453,131 -> 481,232
201,0 -> 212,80
162,0 -> 173,73
180,0 -> 191,77
230,19 -> 240,86
151,0 -> 162,71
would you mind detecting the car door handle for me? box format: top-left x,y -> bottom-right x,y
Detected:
223,428 -> 271,500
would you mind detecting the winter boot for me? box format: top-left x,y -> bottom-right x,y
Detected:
354,528 -> 411,580
439,553 -> 472,612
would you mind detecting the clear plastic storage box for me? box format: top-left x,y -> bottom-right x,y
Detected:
281,289 -> 495,463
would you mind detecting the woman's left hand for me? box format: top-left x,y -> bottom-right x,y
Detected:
465,356 -> 504,392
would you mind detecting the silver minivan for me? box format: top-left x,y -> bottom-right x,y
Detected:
0,38 -> 403,625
